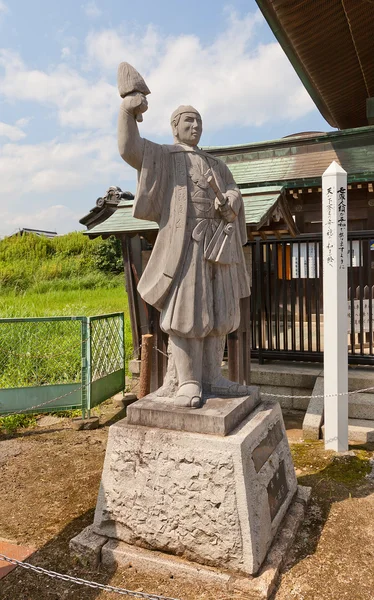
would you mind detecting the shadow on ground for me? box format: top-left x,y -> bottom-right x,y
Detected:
0,509 -> 118,600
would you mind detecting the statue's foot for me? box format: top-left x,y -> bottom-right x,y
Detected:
174,381 -> 202,409
208,376 -> 249,397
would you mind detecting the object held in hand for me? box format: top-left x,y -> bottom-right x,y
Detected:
117,62 -> 151,122
204,169 -> 226,206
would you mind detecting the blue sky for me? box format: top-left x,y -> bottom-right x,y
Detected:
0,0 -> 332,237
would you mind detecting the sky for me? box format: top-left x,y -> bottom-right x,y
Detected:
0,0 -> 333,238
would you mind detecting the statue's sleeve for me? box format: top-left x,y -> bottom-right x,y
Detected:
132,139 -> 167,223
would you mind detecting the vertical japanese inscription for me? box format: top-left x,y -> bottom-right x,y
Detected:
326,186 -> 334,267
337,186 -> 347,269
267,460 -> 288,521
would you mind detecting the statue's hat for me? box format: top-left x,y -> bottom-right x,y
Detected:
117,62 -> 151,98
170,105 -> 201,124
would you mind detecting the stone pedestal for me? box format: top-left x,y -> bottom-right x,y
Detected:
92,396 -> 297,576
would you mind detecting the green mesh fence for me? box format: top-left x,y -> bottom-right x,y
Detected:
90,314 -> 124,381
0,314 -> 125,416
0,317 -> 82,389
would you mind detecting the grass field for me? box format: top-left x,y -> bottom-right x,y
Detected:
0,233 -> 133,391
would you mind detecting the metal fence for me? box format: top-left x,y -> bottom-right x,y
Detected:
0,313 -> 125,417
250,231 -> 374,365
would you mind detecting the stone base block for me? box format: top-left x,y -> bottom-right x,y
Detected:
303,377 -> 324,441
127,389 -> 260,436
72,485 -> 311,599
71,416 -> 100,431
69,525 -> 107,568
93,400 -> 298,576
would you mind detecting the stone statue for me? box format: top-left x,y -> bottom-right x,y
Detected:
118,63 -> 251,408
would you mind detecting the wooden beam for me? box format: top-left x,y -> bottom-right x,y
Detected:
121,236 -> 140,358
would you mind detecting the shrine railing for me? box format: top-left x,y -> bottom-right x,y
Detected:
250,231 -> 374,365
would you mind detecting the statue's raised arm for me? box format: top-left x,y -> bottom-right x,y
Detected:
117,63 -> 150,171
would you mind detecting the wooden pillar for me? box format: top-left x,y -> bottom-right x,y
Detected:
121,235 -> 140,357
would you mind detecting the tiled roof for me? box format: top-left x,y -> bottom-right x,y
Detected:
241,186 -> 283,226
208,127 -> 374,188
85,188 -> 284,237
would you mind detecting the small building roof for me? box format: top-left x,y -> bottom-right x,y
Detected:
85,186 -> 297,239
8,228 -> 57,238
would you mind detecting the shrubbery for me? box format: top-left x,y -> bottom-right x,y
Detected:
0,232 -> 124,292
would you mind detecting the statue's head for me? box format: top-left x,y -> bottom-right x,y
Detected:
170,105 -> 202,146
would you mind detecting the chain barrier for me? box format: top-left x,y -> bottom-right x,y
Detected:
153,347 -> 169,359
0,554 -> 180,600
261,385 -> 374,400
0,385 -> 85,418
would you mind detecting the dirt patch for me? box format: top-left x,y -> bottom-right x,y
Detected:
0,405 -> 374,600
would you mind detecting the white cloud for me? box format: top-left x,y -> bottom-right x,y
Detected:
0,11 -> 315,138
84,11 -> 315,136
0,134 -> 134,196
83,1 -> 102,19
0,49 -> 118,131
0,9 -> 317,236
85,24 -> 162,74
61,46 -> 71,59
15,117 -> 31,128
0,205 -> 81,235
0,121 -> 26,141
0,1 -> 9,15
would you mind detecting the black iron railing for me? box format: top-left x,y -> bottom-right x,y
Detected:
250,231 -> 374,365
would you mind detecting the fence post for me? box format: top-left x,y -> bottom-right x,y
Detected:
322,161 -> 348,452
119,313 -> 125,392
81,317 -> 92,419
255,239 -> 264,364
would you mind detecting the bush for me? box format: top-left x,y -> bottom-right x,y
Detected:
92,236 -> 124,274
0,232 -> 124,292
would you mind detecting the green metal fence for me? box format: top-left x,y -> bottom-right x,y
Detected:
0,313 -> 125,418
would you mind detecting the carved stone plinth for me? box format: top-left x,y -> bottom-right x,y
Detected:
92,398 -> 297,576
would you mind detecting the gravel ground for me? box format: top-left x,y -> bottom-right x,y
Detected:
0,404 -> 374,600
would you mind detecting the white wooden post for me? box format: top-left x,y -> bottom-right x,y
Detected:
322,161 -> 348,451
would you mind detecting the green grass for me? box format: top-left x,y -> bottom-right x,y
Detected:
0,413 -> 37,434
0,232 -> 133,390
0,287 -> 128,318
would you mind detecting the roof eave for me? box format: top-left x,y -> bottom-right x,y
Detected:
256,0 -> 338,128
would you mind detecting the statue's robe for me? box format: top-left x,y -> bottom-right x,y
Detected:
133,140 -> 250,338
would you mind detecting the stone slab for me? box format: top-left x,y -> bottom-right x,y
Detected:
127,388 -> 260,436
348,419 -> 374,443
93,400 -> 298,576
260,386 -> 293,410
89,485 -> 310,600
112,393 -> 138,409
322,419 -> 374,443
348,370 -> 374,394
37,415 -> 64,428
71,416 -> 100,431
303,377 -> 324,441
250,364 -> 318,390
129,359 -> 141,376
69,525 -> 108,568
0,539 -> 36,580
348,393 -> 374,420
